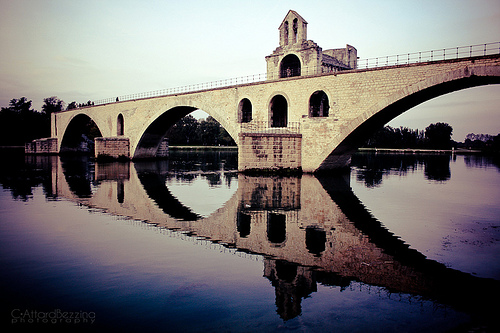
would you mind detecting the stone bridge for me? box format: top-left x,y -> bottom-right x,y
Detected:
29,11 -> 500,173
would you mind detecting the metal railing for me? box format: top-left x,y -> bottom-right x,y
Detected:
357,42 -> 500,69
83,42 -> 499,108
240,121 -> 300,134
93,73 -> 268,105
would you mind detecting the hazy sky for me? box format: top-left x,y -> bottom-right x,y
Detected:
1,0 -> 499,140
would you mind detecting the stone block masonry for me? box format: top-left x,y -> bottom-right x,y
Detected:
239,133 -> 302,173
25,138 -> 58,154
95,137 -> 130,160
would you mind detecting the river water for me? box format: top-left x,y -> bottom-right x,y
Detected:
1,150 -> 499,332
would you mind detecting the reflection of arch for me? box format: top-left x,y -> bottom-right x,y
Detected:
318,67 -> 500,170
305,226 -> 326,257
309,91 -> 329,117
267,212 -> 286,245
135,164 -> 200,221
269,95 -> 288,128
238,98 -> 252,123
237,212 -> 251,238
60,114 -> 102,154
280,54 -> 301,78
117,114 -> 124,136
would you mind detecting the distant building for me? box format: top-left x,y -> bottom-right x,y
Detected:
266,10 -> 357,79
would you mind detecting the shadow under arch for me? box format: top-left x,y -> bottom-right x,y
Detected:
318,65 -> 500,171
60,113 -> 102,154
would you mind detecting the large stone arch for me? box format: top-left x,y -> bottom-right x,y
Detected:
133,103 -> 239,159
316,65 -> 500,171
60,113 -> 103,154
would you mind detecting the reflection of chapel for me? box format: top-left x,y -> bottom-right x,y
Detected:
266,10 -> 357,79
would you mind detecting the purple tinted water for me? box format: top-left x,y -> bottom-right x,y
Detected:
0,151 -> 498,332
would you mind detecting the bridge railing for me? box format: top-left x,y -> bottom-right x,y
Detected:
93,73 -> 268,105
88,42 -> 499,108
240,121 -> 300,134
357,42 -> 500,69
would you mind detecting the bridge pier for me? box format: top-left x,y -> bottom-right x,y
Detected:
95,137 -> 130,160
238,132 -> 302,173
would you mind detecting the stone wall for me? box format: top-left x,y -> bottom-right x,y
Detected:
238,133 -> 302,172
25,138 -> 58,154
94,137 -> 130,160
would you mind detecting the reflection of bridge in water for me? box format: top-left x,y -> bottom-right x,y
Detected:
28,155 -> 499,322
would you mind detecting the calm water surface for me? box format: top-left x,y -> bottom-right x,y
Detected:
1,150 -> 499,332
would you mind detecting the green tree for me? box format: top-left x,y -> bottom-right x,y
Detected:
67,101 -> 78,110
0,97 -> 49,145
42,96 -> 65,115
167,115 -> 200,145
425,122 -> 453,149
197,116 -> 221,146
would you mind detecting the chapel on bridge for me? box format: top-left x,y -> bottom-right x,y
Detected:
266,10 -> 357,79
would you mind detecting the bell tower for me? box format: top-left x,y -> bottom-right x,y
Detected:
279,10 -> 308,48
266,10 -> 357,80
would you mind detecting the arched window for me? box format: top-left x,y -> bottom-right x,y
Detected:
280,54 -> 301,78
283,21 -> 289,46
238,98 -> 252,123
292,18 -> 298,44
117,114 -> 124,136
309,91 -> 329,117
270,95 -> 288,128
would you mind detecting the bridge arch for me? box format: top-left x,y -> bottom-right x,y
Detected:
134,106 -> 197,159
317,65 -> 500,171
133,104 -> 239,159
60,113 -> 102,154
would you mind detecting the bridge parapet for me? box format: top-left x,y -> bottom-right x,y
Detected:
358,42 -> 499,69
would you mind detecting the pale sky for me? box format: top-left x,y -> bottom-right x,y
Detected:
1,0 -> 499,141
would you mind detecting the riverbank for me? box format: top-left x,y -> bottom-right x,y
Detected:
169,145 -> 237,151
358,147 -> 483,154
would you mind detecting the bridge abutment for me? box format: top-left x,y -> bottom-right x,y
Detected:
25,138 -> 58,154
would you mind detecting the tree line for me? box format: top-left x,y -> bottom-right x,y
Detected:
0,96 -> 235,147
364,122 -> 500,152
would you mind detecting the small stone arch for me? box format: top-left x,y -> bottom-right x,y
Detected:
280,54 -> 301,78
238,98 -> 252,123
269,94 -> 288,128
309,91 -> 329,117
117,113 -> 124,136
